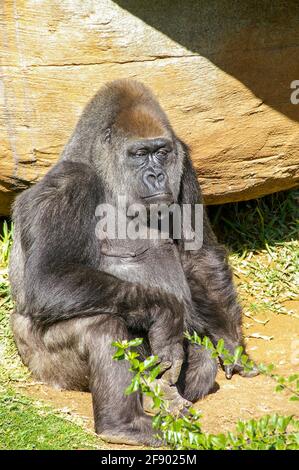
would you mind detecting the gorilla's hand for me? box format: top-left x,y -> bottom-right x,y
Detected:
156,342 -> 184,385
144,377 -> 191,416
223,361 -> 259,379
217,339 -> 259,379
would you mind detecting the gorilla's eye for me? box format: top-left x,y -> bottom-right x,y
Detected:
135,149 -> 148,157
156,148 -> 168,157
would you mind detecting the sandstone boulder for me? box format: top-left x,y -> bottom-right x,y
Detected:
1,1 -> 298,215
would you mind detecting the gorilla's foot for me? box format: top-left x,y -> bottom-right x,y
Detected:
99,431 -> 161,447
143,378 -> 192,416
97,415 -> 162,447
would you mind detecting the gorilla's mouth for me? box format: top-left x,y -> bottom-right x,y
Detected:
142,192 -> 173,203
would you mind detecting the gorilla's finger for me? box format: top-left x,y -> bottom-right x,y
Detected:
224,361 -> 259,379
181,405 -> 192,416
162,358 -> 183,385
224,364 -> 233,379
158,360 -> 172,375
239,365 -> 259,377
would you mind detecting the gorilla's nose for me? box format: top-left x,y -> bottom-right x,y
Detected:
143,168 -> 168,192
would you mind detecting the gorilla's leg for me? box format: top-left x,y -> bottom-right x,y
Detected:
177,343 -> 218,402
11,313 -> 160,446
86,316 -> 159,446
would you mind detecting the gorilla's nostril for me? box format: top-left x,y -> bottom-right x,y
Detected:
143,168 -> 167,191
147,174 -> 156,184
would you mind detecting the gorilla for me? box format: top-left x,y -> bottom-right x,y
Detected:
9,80 -> 257,446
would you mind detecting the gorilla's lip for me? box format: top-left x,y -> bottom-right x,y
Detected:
142,192 -> 173,202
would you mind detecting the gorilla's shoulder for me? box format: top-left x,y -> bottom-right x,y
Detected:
35,161 -> 98,194
12,161 -> 100,218
46,161 -> 98,185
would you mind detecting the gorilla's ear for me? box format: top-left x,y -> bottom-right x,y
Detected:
178,140 -> 203,206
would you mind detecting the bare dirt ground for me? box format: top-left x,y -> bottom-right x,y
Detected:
17,300 -> 299,449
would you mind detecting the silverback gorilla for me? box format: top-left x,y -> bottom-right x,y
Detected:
9,80 -> 258,446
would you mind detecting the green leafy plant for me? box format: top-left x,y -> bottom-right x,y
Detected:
258,365 -> 299,402
0,221 -> 13,309
185,333 -> 299,402
1,189 -> 298,449
0,221 -> 13,266
113,337 -> 299,450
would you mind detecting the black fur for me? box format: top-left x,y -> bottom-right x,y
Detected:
9,80 -> 256,446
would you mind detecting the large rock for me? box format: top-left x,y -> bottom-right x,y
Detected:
1,0 -> 299,215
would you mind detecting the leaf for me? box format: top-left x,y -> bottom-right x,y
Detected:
240,354 -> 248,365
202,336 -> 213,351
130,358 -> 140,370
152,414 -> 162,429
210,434 -> 227,449
112,349 -> 125,360
152,396 -> 162,408
128,338 -> 143,347
223,359 -> 234,366
127,351 -> 139,360
277,377 -> 285,384
234,346 -> 243,362
125,374 -> 140,394
149,365 -> 161,381
143,355 -> 159,370
216,339 -> 225,355
112,339 -> 128,348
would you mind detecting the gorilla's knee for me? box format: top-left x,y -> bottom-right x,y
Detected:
86,315 -> 129,348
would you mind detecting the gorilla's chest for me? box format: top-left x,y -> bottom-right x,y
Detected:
99,238 -> 191,301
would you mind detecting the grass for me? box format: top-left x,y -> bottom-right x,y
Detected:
0,188 -> 298,449
0,222 -> 29,385
0,390 -> 100,450
209,188 -> 299,317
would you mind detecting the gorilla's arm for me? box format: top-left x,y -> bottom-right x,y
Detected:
181,245 -> 243,351
13,161 -> 183,379
178,149 -> 258,378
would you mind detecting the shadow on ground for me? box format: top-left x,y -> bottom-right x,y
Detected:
208,188 -> 298,253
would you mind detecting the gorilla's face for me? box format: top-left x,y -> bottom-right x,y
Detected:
109,134 -> 183,209
126,137 -> 175,205
94,130 -> 184,208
